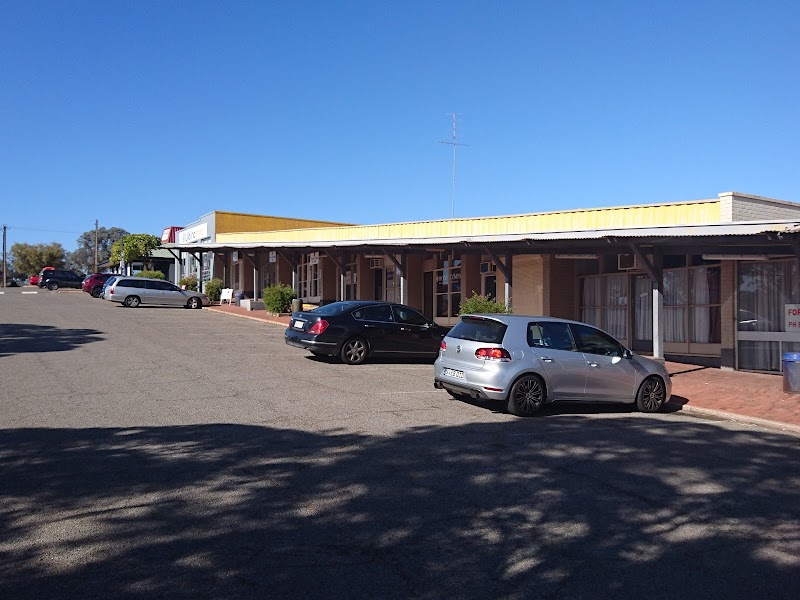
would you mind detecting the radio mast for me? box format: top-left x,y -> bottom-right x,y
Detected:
439,113 -> 469,218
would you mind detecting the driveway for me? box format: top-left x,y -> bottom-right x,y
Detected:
1,289 -> 799,599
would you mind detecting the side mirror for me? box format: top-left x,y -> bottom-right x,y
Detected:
623,348 -> 633,359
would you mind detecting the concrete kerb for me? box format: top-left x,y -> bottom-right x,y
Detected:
203,306 -> 287,326
674,403 -> 800,437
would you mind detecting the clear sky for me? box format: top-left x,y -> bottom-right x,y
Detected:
2,0 -> 798,252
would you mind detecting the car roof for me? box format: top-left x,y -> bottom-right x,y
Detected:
113,276 -> 172,283
458,314 -> 585,326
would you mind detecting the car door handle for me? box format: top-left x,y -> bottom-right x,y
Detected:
364,324 -> 376,328
587,361 -> 599,368
541,357 -> 554,363
400,327 -> 410,331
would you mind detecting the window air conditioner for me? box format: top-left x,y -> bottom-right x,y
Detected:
617,253 -> 642,271
480,261 -> 497,274
369,258 -> 384,269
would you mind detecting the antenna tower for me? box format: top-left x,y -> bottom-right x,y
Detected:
439,113 -> 469,218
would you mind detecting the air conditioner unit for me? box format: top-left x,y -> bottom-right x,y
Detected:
618,253 -> 643,271
369,258 -> 384,269
480,261 -> 497,274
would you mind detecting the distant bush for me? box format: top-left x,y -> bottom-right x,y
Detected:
458,292 -> 510,315
205,278 -> 223,302
263,283 -> 296,314
135,270 -> 166,280
179,275 -> 199,291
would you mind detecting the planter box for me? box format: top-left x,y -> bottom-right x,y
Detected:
240,299 -> 265,311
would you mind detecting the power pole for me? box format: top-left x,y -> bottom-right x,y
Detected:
2,224 -> 6,288
94,219 -> 99,273
439,113 -> 470,218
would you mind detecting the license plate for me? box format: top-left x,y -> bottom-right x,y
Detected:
443,368 -> 465,379
292,320 -> 304,330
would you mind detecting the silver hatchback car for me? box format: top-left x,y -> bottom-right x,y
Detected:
434,314 -> 671,417
105,276 -> 210,309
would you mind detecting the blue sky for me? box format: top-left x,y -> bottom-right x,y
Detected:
2,0 -> 798,252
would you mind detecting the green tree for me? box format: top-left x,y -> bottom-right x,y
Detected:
69,226 -> 129,273
9,242 -> 67,276
110,234 -> 161,268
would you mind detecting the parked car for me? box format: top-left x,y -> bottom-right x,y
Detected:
37,269 -> 84,290
285,300 -> 446,364
100,275 -> 122,299
105,276 -> 210,308
82,273 -> 118,298
434,314 -> 671,417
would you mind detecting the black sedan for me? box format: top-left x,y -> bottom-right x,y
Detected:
284,301 -> 446,364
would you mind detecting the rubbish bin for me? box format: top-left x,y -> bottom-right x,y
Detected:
782,352 -> 800,393
291,298 -> 303,313
234,291 -> 245,306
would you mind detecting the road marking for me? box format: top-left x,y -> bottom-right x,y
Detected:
22,291 -> 38,294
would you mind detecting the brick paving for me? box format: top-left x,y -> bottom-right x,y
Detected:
207,303 -> 800,433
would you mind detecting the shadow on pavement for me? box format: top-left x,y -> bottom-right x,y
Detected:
0,324 -> 104,357
1,421 -> 798,599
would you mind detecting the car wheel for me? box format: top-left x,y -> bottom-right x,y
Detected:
636,376 -> 666,413
47,282 -> 59,291
507,374 -> 546,417
340,338 -> 368,365
90,286 -> 102,298
124,295 -> 141,308
187,297 -> 201,309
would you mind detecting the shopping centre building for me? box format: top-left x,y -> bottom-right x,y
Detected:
166,191 -> 800,373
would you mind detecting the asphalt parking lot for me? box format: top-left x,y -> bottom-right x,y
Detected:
2,289 -> 799,599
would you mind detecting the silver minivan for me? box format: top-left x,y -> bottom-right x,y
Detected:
434,314 -> 672,417
105,276 -> 210,309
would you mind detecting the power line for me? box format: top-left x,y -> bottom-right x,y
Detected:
439,112 -> 470,218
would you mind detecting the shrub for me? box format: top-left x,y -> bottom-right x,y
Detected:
263,283 -> 296,314
135,270 -> 166,280
458,292 -> 510,315
179,274 -> 199,291
205,278 -> 223,302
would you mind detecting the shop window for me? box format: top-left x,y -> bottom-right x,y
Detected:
579,274 -> 627,340
298,252 -> 320,301
435,255 -> 462,318
737,260 -> 800,371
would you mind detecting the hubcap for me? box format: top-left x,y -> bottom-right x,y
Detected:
346,341 -> 365,362
642,379 -> 664,411
515,379 -> 543,412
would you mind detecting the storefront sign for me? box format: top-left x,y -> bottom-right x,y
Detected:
269,251 -> 277,263
310,252 -> 319,265
785,304 -> 800,331
177,223 -> 208,244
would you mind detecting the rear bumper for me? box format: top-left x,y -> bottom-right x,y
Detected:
284,332 -> 338,354
434,378 -> 505,401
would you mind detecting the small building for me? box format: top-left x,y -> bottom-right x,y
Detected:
168,192 -> 800,373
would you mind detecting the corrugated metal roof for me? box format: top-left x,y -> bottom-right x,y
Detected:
165,219 -> 800,251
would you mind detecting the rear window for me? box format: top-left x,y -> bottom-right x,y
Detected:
448,317 -> 507,344
312,302 -> 361,315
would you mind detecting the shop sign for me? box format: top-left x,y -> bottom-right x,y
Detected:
269,251 -> 277,263
232,251 -> 239,262
785,304 -> 800,331
177,223 -> 208,244
436,271 -> 461,284
310,252 -> 319,265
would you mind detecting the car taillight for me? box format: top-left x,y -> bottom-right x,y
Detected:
440,340 -> 447,351
475,347 -> 512,362
308,319 -> 329,335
